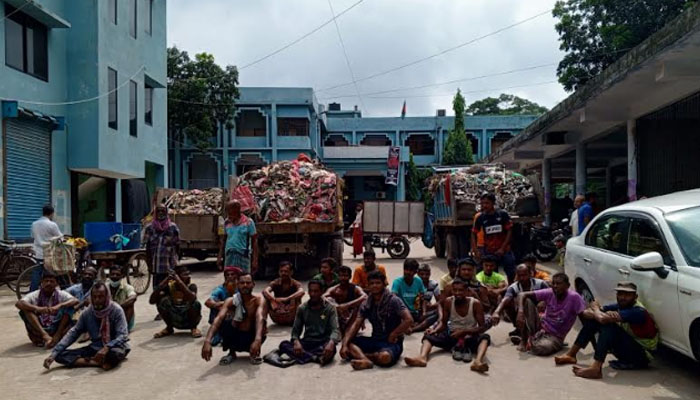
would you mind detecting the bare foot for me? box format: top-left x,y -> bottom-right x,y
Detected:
153,327 -> 174,339
573,365 -> 603,379
554,355 -> 577,365
404,357 -> 427,367
351,359 -> 374,370
46,336 -> 59,349
517,343 -> 528,352
471,361 -> 489,373
191,328 -> 202,338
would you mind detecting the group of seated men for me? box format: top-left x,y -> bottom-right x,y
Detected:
21,248 -> 660,380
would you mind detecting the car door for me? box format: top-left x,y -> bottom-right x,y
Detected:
626,214 -> 683,350
579,214 -> 631,304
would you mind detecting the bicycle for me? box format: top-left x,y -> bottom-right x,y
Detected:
0,240 -> 37,293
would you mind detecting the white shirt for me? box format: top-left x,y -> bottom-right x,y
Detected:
31,216 -> 62,259
569,209 -> 579,237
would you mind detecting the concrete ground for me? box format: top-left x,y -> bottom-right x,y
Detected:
1,242 -> 699,400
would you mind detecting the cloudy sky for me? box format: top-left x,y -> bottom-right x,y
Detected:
167,0 -> 569,117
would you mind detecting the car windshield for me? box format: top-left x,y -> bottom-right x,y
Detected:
666,207 -> 700,267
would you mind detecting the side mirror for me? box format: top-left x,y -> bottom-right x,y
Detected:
631,252 -> 668,279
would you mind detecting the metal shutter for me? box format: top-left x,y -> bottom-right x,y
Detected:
5,118 -> 52,240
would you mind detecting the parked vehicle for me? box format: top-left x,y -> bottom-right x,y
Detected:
530,225 -> 558,262
564,189 -> 700,361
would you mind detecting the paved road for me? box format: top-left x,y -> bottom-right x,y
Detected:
0,243 -> 698,400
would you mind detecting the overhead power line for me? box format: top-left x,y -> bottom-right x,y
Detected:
317,8 -> 553,92
363,80 -> 559,99
239,0 -> 365,70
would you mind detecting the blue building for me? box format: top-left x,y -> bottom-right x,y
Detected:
0,0 -> 167,239
170,87 -> 537,203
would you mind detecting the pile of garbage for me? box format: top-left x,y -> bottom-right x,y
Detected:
233,154 -> 338,223
428,164 -> 535,213
164,188 -> 225,215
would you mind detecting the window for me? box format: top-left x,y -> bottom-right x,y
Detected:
108,68 -> 118,130
277,118 -> 309,136
491,132 -> 513,153
406,134 -> 435,156
144,85 -> 153,125
467,134 -> 479,157
129,80 -> 137,137
666,207 -> 700,267
146,0 -> 153,35
129,0 -> 137,38
109,0 -> 117,24
235,110 -> 266,137
360,135 -> 391,146
4,5 -> 48,81
628,218 -> 672,265
324,135 -> 350,147
585,215 -> 630,254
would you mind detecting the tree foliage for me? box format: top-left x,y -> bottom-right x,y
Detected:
553,0 -> 696,91
406,153 -> 433,202
443,90 -> 474,166
168,46 -> 239,151
465,93 -> 548,116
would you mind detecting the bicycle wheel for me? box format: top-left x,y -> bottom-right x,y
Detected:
6,256 -> 38,293
15,264 -> 40,300
127,252 -> 150,295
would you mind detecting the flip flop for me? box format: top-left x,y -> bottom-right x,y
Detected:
153,328 -> 173,339
452,348 -> 465,361
462,349 -> 473,363
219,353 -> 237,366
191,329 -> 203,338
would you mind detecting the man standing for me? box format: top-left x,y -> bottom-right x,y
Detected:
43,282 -> 130,371
492,264 -> 549,343
570,195 -> 584,237
66,266 -> 98,311
352,250 -> 387,291
471,193 -> 516,282
439,258 -> 458,291
205,267 -> 239,345
30,205 -> 63,290
412,263 -> 441,332
263,261 -> 305,326
202,273 -> 265,365
391,259 -> 426,322
16,270 -> 77,348
106,267 -> 137,332
515,273 -> 586,355
150,265 -> 202,338
405,279 -> 491,373
475,255 -> 507,309
577,192 -> 597,235
555,282 -> 658,379
218,200 -> 258,275
143,205 -> 180,292
324,265 -> 367,333
340,271 -> 413,370
278,280 -> 341,365
312,258 -> 340,293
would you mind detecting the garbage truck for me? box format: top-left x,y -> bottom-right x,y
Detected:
428,164 -> 543,260
231,155 -> 344,278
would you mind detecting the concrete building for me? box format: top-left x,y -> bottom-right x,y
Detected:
486,3 -> 700,224
170,87 -> 536,204
0,0 -> 167,239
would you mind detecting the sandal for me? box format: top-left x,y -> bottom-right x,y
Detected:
219,353 -> 237,366
191,328 -> 202,338
153,328 -> 173,339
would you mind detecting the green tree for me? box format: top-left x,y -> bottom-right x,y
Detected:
443,89 -> 474,165
168,47 -> 239,151
553,0 -> 696,91
465,93 -> 548,115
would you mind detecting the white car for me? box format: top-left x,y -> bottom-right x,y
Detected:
565,189 -> 700,361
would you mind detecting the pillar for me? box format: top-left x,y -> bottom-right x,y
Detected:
627,119 -> 637,202
271,104 -> 278,162
481,130 -> 489,160
115,179 -> 122,222
576,142 -> 587,196
542,158 -> 552,226
437,128 -> 443,164
222,122 -> 230,188
397,162 -> 406,201
605,166 -> 613,208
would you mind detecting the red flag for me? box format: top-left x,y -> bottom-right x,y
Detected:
401,100 -> 406,119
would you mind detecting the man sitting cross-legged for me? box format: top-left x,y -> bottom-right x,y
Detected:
405,278 -> 491,373
554,281 -> 658,379
201,273 -> 266,365
263,261 -> 305,326
323,265 -> 367,333
391,258 -> 426,323
43,282 -> 130,371
440,258 -> 491,312
66,266 -> 97,312
16,270 -> 78,348
475,255 -> 507,311
150,265 -> 202,338
204,267 -> 239,345
340,270 -> 413,370
411,263 -> 442,332
278,280 -> 341,365
106,266 -> 137,332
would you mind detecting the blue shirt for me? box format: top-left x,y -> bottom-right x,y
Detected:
208,285 -> 233,322
391,276 -> 426,312
66,283 -> 91,303
578,202 -> 594,235
223,216 -> 256,253
51,303 -> 130,358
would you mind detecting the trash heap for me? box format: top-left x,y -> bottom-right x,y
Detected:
233,154 -> 338,223
164,188 -> 225,215
428,164 -> 535,213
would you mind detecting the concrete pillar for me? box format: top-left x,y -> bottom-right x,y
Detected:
543,158 -> 552,226
271,104 -> 278,162
115,179 -> 122,222
576,143 -> 587,195
437,128 -> 443,164
221,122 -> 230,188
627,119 -> 637,202
605,166 -> 613,208
174,149 -> 181,189
352,130 -> 357,145
397,162 -> 406,201
482,130 -> 489,160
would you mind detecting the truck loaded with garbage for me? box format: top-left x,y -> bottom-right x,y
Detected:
427,163 -> 543,260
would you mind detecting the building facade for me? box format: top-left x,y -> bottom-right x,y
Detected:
0,0 -> 167,239
170,87 -> 537,203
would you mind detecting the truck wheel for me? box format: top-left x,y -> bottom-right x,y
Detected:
388,237 -> 411,259
445,233 -> 459,260
330,238 -> 344,266
434,229 -> 445,258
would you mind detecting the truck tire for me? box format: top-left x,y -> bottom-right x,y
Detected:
434,229 -> 446,258
445,233 -> 459,260
330,238 -> 344,266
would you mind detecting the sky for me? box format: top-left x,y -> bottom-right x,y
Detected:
167,0 -> 569,117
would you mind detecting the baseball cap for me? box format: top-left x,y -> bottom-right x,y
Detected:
614,281 -> 637,293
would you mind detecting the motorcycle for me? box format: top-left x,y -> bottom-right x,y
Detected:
344,233 -> 412,259
530,225 -> 558,262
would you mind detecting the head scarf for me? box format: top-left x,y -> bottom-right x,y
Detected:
89,286 -> 119,345
152,215 -> 171,233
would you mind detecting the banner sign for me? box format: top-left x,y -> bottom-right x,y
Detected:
385,146 -> 401,186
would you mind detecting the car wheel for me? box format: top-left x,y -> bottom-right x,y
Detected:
576,281 -> 595,303
690,321 -> 700,361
